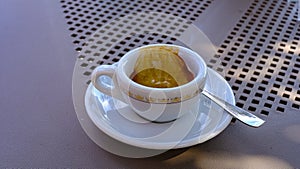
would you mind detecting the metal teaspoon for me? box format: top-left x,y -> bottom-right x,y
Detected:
202,90 -> 265,127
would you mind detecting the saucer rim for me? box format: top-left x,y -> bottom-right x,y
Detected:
85,68 -> 234,149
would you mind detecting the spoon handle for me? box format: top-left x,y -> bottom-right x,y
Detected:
202,90 -> 265,128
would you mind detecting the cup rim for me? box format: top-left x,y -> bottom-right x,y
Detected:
116,44 -> 207,103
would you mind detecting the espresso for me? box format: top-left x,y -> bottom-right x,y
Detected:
130,46 -> 194,88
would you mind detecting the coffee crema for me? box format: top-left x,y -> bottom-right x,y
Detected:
130,46 -> 194,88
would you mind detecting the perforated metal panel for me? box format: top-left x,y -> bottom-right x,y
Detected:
62,0 -> 300,125
215,0 -> 300,119
60,0 -> 212,52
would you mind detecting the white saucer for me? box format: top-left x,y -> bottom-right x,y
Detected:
85,68 -> 234,150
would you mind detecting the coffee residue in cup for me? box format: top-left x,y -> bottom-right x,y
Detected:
130,46 -> 194,88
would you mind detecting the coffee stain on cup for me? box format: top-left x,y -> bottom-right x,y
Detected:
131,46 -> 194,88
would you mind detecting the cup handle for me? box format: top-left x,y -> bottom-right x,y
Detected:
91,65 -> 125,102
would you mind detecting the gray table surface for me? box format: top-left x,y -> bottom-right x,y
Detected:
1,0 -> 299,168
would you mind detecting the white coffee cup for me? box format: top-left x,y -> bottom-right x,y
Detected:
91,44 -> 207,122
